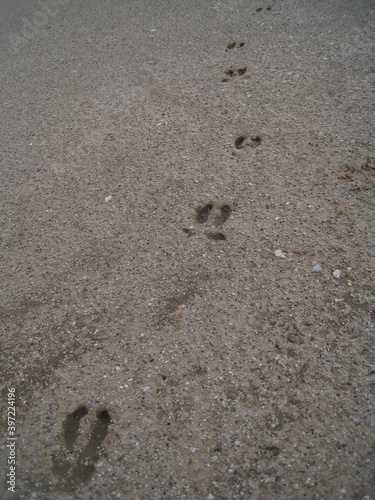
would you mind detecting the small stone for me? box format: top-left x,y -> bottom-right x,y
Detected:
142,386 -> 150,393
105,195 -> 112,203
190,447 -> 197,453
351,415 -> 360,424
312,265 -> 323,273
333,269 -> 341,279
275,249 -> 286,259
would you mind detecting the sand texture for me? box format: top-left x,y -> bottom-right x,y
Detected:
1,0 -> 375,498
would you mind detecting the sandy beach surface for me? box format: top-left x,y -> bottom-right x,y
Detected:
1,0 -> 374,498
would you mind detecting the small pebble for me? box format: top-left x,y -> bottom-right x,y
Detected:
275,249 -> 286,259
333,269 -> 341,279
142,386 -> 150,393
105,195 -> 112,203
312,265 -> 322,273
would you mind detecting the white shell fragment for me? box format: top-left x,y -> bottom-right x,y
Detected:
275,249 -> 286,259
105,195 -> 112,203
333,269 -> 342,279
312,265 -> 323,273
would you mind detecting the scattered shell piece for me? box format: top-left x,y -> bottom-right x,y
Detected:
312,265 -> 323,273
275,249 -> 286,259
105,195 -> 112,203
333,269 -> 342,279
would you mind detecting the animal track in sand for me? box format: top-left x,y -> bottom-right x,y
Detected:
195,202 -> 232,228
234,134 -> 262,151
225,40 -> 246,51
182,201 -> 232,241
52,406 -> 111,490
222,66 -> 248,82
205,231 -> 227,241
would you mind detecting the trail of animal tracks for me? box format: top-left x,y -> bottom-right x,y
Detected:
1,0 -> 374,498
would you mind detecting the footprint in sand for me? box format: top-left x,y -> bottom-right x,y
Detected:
233,134 -> 262,153
52,406 -> 111,490
225,40 -> 246,52
182,201 -> 232,241
222,66 -> 249,82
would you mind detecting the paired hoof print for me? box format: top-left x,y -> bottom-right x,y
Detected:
52,406 -> 111,490
225,40 -> 245,51
222,66 -> 248,82
182,201 -> 232,241
195,202 -> 232,228
234,134 -> 262,151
